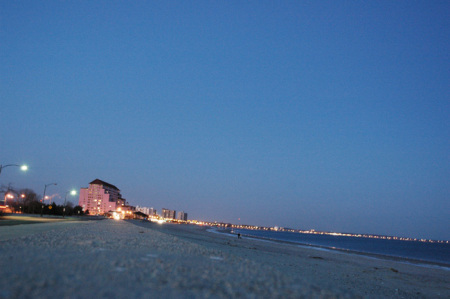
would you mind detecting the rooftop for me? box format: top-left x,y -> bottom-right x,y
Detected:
89,179 -> 120,191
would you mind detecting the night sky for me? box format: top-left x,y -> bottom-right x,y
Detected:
1,1 -> 449,240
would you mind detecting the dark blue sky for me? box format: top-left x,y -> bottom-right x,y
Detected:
1,1 -> 449,240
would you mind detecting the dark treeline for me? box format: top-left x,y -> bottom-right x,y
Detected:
1,186 -> 84,216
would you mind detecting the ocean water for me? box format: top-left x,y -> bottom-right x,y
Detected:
233,229 -> 450,267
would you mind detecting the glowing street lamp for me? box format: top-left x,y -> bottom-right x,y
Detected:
63,189 -> 77,218
0,164 -> 28,175
3,189 -> 20,208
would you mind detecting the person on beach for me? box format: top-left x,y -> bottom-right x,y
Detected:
237,233 -> 241,239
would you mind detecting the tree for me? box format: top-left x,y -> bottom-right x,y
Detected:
63,201 -> 74,216
18,189 -> 39,214
0,187 -> 48,215
73,205 -> 84,215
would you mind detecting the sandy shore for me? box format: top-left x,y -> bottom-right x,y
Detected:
0,219 -> 448,298
0,216 -> 82,241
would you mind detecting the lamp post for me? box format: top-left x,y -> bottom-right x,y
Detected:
41,183 -> 57,217
20,193 -> 25,213
0,164 -> 28,176
63,190 -> 77,218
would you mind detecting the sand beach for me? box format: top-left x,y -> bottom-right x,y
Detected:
0,218 -> 448,298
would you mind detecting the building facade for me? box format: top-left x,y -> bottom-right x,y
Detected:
162,208 -> 176,219
136,206 -> 157,216
135,206 -> 149,215
176,211 -> 188,221
78,179 -> 123,215
148,207 -> 157,216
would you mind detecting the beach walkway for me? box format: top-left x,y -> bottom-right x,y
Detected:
0,218 -> 448,298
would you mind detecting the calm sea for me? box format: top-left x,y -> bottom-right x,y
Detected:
233,229 -> 450,267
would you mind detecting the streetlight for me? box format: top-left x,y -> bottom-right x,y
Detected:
4,193 -> 14,206
63,190 -> 77,218
0,164 -> 28,175
41,183 -> 57,217
3,190 -> 21,212
20,193 -> 25,213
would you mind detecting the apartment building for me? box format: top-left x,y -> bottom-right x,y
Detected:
136,206 -> 157,216
78,179 -> 123,215
162,208 -> 176,219
176,211 -> 188,221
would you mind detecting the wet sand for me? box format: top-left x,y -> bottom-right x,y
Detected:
0,218 -> 448,298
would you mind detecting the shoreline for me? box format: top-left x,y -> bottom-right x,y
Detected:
248,232 -> 450,269
213,227 -> 450,269
132,221 -> 450,297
